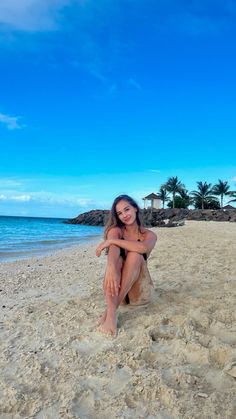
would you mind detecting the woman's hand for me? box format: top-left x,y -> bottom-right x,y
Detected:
103,264 -> 120,297
96,239 -> 111,257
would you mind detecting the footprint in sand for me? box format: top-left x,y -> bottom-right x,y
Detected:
70,366 -> 132,418
70,333 -> 112,356
149,322 -> 176,342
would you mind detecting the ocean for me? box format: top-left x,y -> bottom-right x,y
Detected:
0,216 -> 103,262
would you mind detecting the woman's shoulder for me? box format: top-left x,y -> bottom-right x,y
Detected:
141,227 -> 157,239
106,226 -> 122,238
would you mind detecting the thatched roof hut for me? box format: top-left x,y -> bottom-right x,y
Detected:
143,192 -> 161,209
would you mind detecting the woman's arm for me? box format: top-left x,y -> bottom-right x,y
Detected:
106,228 -> 122,264
96,229 -> 157,256
96,227 -> 122,296
110,230 -> 157,254
96,227 -> 122,258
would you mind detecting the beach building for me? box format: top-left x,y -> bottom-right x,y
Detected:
223,204 -> 235,210
143,193 -> 162,209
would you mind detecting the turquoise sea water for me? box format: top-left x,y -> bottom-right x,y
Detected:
0,216 -> 103,262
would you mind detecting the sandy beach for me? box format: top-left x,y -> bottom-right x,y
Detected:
0,221 -> 236,419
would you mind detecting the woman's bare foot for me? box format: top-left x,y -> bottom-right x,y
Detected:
97,309 -> 107,326
99,312 -> 117,337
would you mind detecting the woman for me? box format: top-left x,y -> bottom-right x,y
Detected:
96,195 -> 157,336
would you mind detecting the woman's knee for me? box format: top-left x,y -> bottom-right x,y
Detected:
125,251 -> 143,265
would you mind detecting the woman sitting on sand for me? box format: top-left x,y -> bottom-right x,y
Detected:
96,195 -> 157,336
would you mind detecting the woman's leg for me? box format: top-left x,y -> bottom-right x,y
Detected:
127,261 -> 153,305
99,252 -> 144,335
98,256 -> 123,332
116,252 -> 144,307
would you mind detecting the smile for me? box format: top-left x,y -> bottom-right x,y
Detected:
124,217 -> 131,222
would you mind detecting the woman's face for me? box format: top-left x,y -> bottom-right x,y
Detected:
115,199 -> 137,226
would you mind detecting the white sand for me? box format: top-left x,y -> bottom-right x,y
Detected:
0,221 -> 236,419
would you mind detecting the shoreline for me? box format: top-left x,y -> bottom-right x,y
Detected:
0,215 -> 103,263
0,221 -> 236,418
0,234 -> 102,264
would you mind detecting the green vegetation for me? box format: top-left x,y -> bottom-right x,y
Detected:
156,178 -> 235,209
212,180 -> 231,208
167,189 -> 193,209
228,184 -> 236,204
193,197 -> 221,210
156,187 -> 170,209
162,176 -> 185,209
191,181 -> 216,210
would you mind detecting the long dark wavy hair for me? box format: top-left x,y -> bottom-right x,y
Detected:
104,194 -> 143,238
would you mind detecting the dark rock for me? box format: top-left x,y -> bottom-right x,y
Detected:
65,210 -> 109,226
186,209 -> 236,222
65,208 -> 236,227
229,212 -> 236,222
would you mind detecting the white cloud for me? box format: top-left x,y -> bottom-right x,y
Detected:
28,191 -> 95,208
0,0 -> 74,32
149,169 -> 161,173
0,190 -> 96,209
0,178 -> 23,187
13,194 -> 31,201
0,112 -> 23,130
0,0 -> 233,36
0,193 -> 31,202
231,177 -> 236,182
75,198 -> 95,207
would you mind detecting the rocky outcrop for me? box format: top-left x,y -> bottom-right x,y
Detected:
66,210 -> 109,226
142,208 -> 189,227
186,209 -> 236,222
65,208 -> 236,227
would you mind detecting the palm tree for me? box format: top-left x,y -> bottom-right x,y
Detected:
212,179 -> 231,208
163,176 -> 185,208
178,188 -> 193,208
228,185 -> 236,204
191,181 -> 215,210
193,197 -> 221,209
156,186 -> 170,209
167,189 -> 193,208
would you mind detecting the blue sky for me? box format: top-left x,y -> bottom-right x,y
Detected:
0,0 -> 236,217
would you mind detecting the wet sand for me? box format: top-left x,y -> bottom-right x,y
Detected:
0,221 -> 236,418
